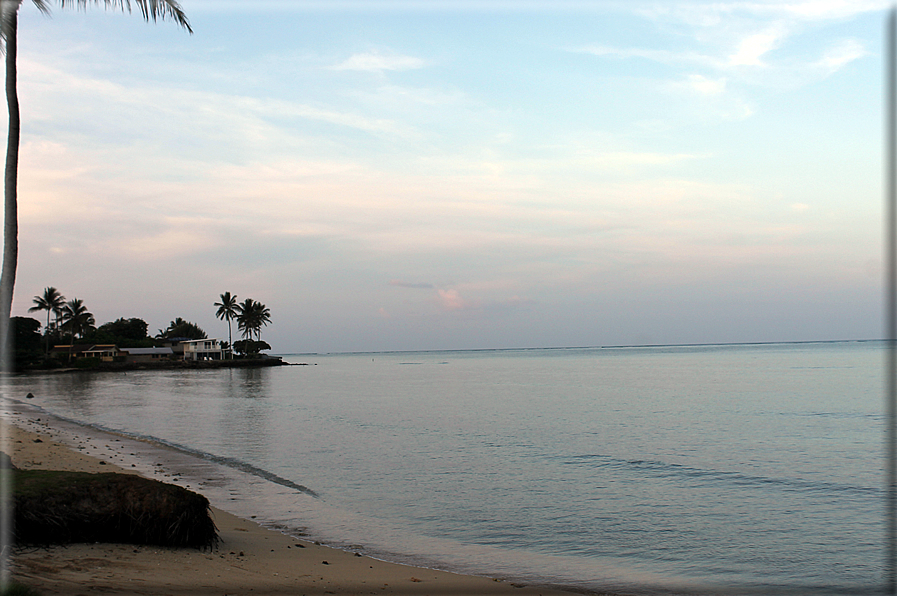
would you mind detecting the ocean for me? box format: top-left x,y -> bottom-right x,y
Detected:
4,341 -> 886,595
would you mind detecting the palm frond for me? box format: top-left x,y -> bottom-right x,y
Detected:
56,0 -> 191,33
31,1 -> 52,16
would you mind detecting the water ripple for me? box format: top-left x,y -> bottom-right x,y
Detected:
562,454 -> 878,496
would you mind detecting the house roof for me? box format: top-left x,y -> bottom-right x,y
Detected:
123,347 -> 173,355
50,344 -> 92,354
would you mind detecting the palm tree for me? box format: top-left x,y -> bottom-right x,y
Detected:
61,297 -> 94,341
251,301 -> 271,341
236,298 -> 255,341
236,299 -> 271,343
0,0 -> 191,359
214,292 -> 237,359
27,286 -> 64,356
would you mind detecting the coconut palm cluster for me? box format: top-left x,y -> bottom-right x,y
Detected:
27,287 -> 96,355
215,293 -> 272,357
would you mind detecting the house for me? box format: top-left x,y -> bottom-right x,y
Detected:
180,339 -> 223,361
49,344 -> 93,360
82,344 -> 121,362
122,347 -> 174,363
159,337 -> 193,358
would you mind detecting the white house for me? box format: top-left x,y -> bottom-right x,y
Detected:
180,339 -> 223,361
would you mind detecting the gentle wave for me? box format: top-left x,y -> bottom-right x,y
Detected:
10,398 -> 319,497
562,454 -> 879,496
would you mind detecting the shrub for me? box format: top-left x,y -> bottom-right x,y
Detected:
14,471 -> 218,548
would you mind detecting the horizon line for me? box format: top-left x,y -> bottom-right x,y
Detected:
278,337 -> 883,357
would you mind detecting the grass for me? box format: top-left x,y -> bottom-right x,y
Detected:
0,581 -> 42,596
14,470 -> 218,548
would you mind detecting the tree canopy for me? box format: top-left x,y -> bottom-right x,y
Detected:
61,298 -> 95,340
158,317 -> 206,340
236,299 -> 271,342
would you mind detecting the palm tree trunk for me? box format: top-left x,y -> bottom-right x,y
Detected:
0,8 -> 16,591
227,317 -> 232,359
0,3 -> 18,368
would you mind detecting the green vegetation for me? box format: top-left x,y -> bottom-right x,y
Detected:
61,298 -> 95,340
0,581 -> 42,596
233,339 -> 272,357
10,316 -> 41,369
13,286 -> 275,370
157,317 -> 207,340
235,298 -> 271,343
215,292 -> 273,357
27,286 -> 65,356
14,470 -> 217,548
86,317 -> 154,347
214,291 -> 238,359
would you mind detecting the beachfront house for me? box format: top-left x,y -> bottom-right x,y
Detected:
180,338 -> 223,361
122,347 -> 174,363
82,344 -> 122,362
50,344 -> 93,360
159,337 -> 194,358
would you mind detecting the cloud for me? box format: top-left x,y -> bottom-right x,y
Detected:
331,51 -> 425,72
663,75 -> 753,121
573,45 -> 719,69
813,39 -> 868,74
587,150 -> 703,169
637,0 -> 885,25
682,74 -> 727,96
390,280 -> 435,289
775,0 -> 888,21
437,288 -> 477,311
727,24 -> 787,66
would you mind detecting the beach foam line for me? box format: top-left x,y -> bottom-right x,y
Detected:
4,398 -> 318,497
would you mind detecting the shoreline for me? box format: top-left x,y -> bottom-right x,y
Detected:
16,356 -> 298,374
3,402 -> 609,596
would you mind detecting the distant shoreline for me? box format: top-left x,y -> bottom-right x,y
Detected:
17,356 -> 310,374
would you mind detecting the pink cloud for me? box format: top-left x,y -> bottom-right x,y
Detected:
437,288 -> 475,311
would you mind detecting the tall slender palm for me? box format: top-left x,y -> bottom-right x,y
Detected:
214,292 -> 237,359
0,0 -> 191,359
27,286 -> 64,355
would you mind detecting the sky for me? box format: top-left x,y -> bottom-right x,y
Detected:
3,0 -> 889,353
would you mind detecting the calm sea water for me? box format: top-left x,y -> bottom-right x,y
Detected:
4,341 -> 886,594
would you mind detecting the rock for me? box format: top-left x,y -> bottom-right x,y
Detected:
0,452 -> 16,470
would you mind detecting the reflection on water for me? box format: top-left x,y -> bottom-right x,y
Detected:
13,367 -> 276,465
219,368 -> 272,462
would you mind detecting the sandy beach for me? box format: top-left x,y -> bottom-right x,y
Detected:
4,408 -> 600,596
